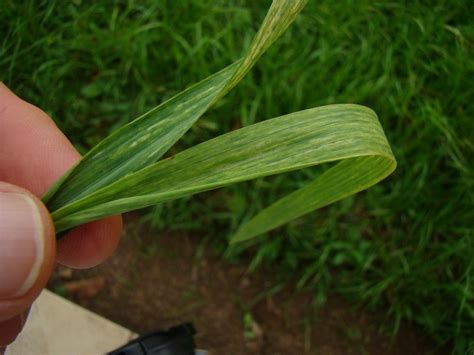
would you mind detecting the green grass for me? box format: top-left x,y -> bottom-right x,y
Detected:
1,0 -> 473,352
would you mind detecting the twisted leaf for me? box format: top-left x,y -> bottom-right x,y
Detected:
43,0 -> 396,244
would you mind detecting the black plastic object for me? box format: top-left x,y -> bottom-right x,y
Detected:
108,323 -> 196,355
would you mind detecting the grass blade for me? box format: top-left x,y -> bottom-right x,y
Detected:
42,0 -> 396,243
43,0 -> 308,211
50,105 -> 396,237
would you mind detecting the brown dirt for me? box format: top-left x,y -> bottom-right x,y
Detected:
48,218 -> 443,355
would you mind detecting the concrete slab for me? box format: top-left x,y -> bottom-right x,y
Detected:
6,290 -> 137,355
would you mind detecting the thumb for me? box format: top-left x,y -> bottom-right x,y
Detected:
0,182 -> 55,345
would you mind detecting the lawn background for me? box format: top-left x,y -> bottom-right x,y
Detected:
1,0 -> 473,352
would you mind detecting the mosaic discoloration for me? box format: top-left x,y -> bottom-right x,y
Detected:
43,0 -> 396,242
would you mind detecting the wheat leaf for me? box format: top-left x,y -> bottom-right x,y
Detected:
43,0 -> 308,211
42,0 -> 397,243
50,105 -> 396,237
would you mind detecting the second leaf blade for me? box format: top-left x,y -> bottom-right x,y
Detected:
51,104 -> 396,236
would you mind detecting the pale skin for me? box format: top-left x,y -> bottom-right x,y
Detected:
0,83 -> 122,347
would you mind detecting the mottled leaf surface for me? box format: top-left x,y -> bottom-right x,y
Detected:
43,0 -> 396,243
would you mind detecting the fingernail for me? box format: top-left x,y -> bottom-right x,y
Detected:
0,192 -> 45,299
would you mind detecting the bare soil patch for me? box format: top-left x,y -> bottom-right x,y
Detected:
49,218 -> 442,354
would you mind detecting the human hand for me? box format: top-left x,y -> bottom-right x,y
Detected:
0,83 -> 122,349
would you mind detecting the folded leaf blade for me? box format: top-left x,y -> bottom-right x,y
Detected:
51,105 -> 396,235
230,155 -> 395,243
42,0 -> 397,243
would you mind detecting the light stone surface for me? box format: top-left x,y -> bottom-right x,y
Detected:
6,290 -> 136,355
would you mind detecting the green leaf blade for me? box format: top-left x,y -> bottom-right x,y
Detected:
43,0 -> 308,212
44,62 -> 238,210
51,104 -> 396,236
42,0 -> 396,243
230,155 -> 395,244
